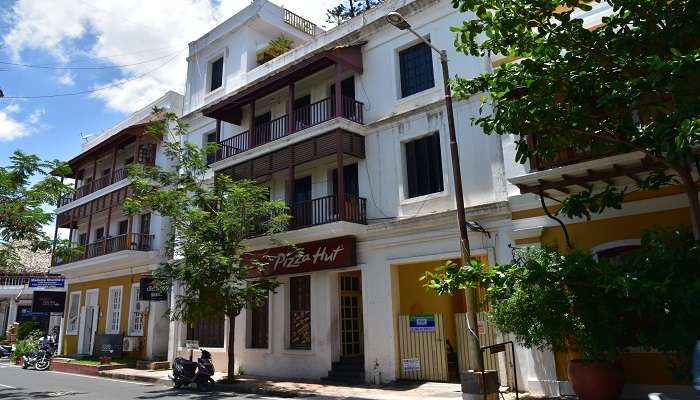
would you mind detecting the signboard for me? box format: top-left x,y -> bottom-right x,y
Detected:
93,334 -> 123,358
477,320 -> 487,335
139,276 -> 167,301
402,357 -> 421,373
409,314 -> 436,332
28,277 -> 65,288
18,306 -> 48,319
246,236 -> 357,277
185,340 -> 200,350
32,291 -> 67,313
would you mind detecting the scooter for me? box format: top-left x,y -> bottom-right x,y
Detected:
22,344 -> 54,371
0,344 -> 13,358
170,349 -> 215,391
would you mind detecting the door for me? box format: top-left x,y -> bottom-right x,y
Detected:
252,112 -> 272,146
292,176 -> 312,228
78,289 -> 99,355
397,313 -> 449,381
330,77 -> 356,118
139,213 -> 151,250
339,272 -> 363,357
332,164 -> 360,221
294,95 -> 311,128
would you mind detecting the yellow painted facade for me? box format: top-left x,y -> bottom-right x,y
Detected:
513,188 -> 691,385
63,273 -> 151,359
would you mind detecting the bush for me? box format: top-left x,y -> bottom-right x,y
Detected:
17,321 -> 35,340
10,330 -> 42,362
423,228 -> 700,369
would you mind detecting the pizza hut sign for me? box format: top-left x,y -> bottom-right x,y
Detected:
247,236 -> 356,277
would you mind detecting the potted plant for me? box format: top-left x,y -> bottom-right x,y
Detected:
423,228 -> 700,400
256,36 -> 294,65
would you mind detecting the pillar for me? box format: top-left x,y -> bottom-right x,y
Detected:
336,129 -> 345,220
334,63 -> 342,117
288,83 -> 295,134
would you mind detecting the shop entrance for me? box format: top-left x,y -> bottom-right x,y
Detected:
339,271 -> 363,357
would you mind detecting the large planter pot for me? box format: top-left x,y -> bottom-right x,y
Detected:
568,359 -> 623,400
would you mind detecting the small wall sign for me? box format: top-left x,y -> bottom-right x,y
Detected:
139,276 -> 167,301
409,314 -> 436,333
477,320 -> 487,335
402,357 -> 421,373
185,340 -> 200,350
32,291 -> 67,313
28,277 -> 65,288
94,334 -> 124,358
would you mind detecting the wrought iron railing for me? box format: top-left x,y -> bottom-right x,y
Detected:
215,96 -> 364,163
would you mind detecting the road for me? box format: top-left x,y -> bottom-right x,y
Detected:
0,359 -> 306,400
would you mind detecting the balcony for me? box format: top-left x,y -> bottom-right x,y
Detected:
255,194 -> 367,236
52,233 -> 154,267
214,96 -> 363,163
527,134 -> 618,172
59,168 -> 129,207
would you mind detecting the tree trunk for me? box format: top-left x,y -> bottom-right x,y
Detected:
677,162 -> 700,240
227,313 -> 236,379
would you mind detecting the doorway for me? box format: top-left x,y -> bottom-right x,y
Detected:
292,176 -> 312,228
339,271 -> 363,357
78,289 -> 99,355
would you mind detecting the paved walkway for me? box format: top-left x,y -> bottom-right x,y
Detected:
99,367 -> 547,399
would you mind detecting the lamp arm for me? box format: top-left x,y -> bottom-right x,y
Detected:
406,26 -> 447,61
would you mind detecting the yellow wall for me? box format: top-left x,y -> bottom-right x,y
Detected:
518,200 -> 692,384
63,273 -> 150,359
395,259 -> 467,350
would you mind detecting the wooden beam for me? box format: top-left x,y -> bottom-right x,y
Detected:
562,174 -> 591,191
518,162 -> 659,194
613,163 -> 642,184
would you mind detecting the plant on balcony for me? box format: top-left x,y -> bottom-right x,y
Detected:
450,0 -> 700,240
0,151 -> 73,273
256,36 -> 294,65
124,107 -> 290,380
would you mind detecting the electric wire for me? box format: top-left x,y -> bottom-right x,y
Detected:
0,47 -> 186,70
0,49 -> 184,99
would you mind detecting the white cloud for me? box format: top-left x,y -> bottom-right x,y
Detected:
56,71 -> 75,86
3,0 -> 338,113
0,105 -> 45,142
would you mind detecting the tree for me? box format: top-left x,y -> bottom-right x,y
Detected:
325,0 -> 384,26
0,151 -> 72,273
123,108 -> 289,379
449,0 -> 700,239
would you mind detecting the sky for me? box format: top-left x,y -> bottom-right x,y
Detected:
0,0 -> 337,166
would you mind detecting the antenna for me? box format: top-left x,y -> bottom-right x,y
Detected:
80,132 -> 94,142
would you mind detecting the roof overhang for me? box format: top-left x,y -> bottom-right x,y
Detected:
202,45 -> 364,124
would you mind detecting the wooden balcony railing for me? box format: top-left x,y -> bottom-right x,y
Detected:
283,8 -> 317,36
528,134 -> 618,171
52,233 -> 154,266
215,96 -> 364,163
59,167 -> 129,207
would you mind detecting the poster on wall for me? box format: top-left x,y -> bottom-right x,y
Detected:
32,291 -> 66,313
402,357 -> 421,373
409,314 -> 436,332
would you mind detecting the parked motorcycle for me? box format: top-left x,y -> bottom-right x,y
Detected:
0,344 -> 13,358
22,344 -> 54,371
170,349 -> 215,391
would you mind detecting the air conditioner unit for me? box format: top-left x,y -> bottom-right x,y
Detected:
123,336 -> 141,352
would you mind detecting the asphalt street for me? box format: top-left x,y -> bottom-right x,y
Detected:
0,359 -> 305,400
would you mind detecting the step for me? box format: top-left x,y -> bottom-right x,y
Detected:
320,375 -> 366,385
330,362 -> 364,373
327,369 -> 365,380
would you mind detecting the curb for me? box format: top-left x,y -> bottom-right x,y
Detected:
98,371 -> 170,385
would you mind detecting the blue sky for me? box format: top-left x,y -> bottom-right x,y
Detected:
0,0 -> 334,166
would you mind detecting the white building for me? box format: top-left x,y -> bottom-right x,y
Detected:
168,0 -> 535,391
54,91 -> 183,361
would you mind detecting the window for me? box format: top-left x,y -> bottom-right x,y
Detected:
289,276 -> 311,350
95,227 -> 105,241
249,295 -> 269,349
187,317 -> 225,347
209,57 -> 224,92
118,220 -> 129,235
399,42 -> 435,98
128,283 -> 144,336
106,286 -> 123,334
405,132 -> 444,198
67,291 -> 81,335
206,131 -> 217,165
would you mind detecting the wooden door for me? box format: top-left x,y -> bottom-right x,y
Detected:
339,272 -> 363,357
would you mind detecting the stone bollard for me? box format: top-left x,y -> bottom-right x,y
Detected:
460,370 -> 500,400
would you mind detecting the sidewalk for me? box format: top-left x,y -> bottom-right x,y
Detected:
99,367 -> 548,399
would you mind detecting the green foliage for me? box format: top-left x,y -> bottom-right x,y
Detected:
0,151 -> 73,272
449,0 -> 700,234
268,36 -> 293,52
423,228 -> 700,369
11,329 -> 42,362
325,0 -> 383,25
17,322 -> 35,340
125,107 -> 289,377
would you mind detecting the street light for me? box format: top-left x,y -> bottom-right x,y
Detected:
386,11 -> 485,374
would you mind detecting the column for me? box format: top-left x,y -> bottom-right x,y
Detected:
250,101 -> 256,147
215,119 -> 222,161
336,129 -> 345,220
110,146 -> 118,182
90,157 -> 98,192
334,63 -> 342,118
288,83 -> 295,134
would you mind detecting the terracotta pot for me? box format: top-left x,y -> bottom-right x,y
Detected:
568,359 -> 623,400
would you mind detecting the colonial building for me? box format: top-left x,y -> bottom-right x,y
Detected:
53,91 -> 182,361
170,0 -> 516,389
